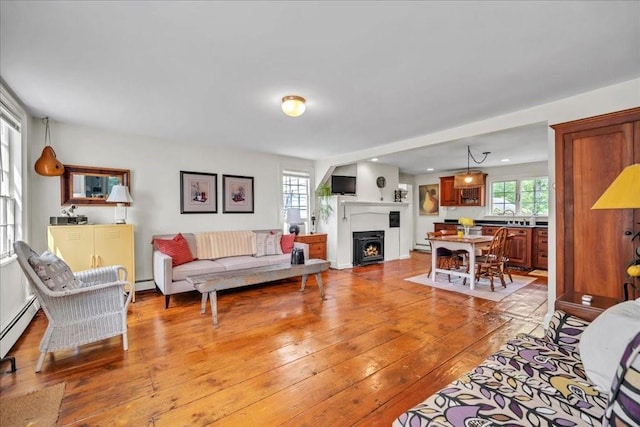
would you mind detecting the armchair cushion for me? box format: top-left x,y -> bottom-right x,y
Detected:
28,251 -> 83,291
154,233 -> 194,267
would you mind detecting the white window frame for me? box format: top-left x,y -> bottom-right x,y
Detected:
490,176 -> 549,217
282,169 -> 312,233
0,100 -> 22,260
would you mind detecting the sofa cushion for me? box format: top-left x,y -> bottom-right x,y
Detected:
215,256 -> 271,270
172,259 -> 226,281
195,231 -> 256,259
580,299 -> 640,393
28,251 -> 83,291
256,232 -> 283,257
154,233 -> 194,267
280,233 -> 296,254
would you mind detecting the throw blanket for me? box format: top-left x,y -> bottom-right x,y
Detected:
195,231 -> 256,259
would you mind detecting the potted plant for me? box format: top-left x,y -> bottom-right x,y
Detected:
316,182 -> 333,223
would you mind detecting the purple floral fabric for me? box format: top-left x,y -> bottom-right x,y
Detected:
394,312 -> 606,427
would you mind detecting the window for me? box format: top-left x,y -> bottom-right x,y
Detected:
520,178 -> 549,216
282,170 -> 311,230
0,102 -> 21,259
491,177 -> 548,216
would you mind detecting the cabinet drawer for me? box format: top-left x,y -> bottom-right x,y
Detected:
295,234 -> 326,244
536,229 -> 548,237
309,246 -> 325,259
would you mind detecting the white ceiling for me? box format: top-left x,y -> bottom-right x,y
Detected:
1,1 -> 639,175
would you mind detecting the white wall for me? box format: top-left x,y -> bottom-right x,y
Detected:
28,121 -> 313,289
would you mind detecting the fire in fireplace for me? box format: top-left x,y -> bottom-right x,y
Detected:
353,230 -> 385,266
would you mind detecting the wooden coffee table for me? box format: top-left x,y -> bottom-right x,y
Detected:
187,259 -> 329,328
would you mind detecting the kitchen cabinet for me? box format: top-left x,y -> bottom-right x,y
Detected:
48,224 -> 136,301
533,228 -> 548,269
553,107 -> 639,303
439,175 -> 486,207
434,223 -> 457,233
482,225 -> 533,269
295,233 -> 327,260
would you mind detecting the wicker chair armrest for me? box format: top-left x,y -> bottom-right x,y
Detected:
40,281 -> 132,321
75,265 -> 127,285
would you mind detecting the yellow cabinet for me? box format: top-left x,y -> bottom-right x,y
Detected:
47,224 -> 136,301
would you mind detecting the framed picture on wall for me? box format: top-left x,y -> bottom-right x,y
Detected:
223,174 -> 254,213
419,184 -> 439,215
180,171 -> 217,214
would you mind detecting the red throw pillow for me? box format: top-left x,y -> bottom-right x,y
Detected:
155,233 -> 194,267
281,233 -> 296,254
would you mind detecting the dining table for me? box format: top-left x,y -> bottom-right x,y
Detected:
427,234 -> 494,290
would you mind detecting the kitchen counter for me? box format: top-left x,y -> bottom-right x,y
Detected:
440,220 -> 548,228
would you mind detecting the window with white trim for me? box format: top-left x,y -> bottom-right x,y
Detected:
491,177 -> 548,216
0,103 -> 21,259
282,170 -> 310,231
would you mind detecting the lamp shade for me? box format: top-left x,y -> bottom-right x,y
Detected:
281,95 -> 306,117
107,185 -> 133,203
591,164 -> 640,209
453,171 -> 485,189
287,208 -> 302,224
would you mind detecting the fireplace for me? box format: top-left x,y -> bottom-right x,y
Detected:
353,230 -> 385,266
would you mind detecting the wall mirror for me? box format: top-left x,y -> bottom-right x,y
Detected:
60,165 -> 131,206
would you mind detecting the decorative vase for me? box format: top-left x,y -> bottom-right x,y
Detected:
464,226 -> 470,236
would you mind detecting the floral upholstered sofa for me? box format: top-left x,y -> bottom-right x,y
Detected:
394,302 -> 640,427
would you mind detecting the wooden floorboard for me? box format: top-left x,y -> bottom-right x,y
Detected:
0,251 -> 548,426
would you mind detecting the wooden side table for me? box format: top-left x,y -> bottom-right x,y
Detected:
555,291 -> 621,322
295,233 -> 327,260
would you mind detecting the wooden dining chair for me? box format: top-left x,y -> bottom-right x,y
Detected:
500,234 -> 516,283
465,227 -> 509,291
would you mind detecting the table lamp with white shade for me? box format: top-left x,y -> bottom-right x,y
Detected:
106,185 -> 134,224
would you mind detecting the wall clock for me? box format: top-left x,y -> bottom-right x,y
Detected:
376,176 -> 386,188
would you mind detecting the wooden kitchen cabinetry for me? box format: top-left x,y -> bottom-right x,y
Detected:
434,223 -> 457,233
553,107 -> 639,306
48,224 -> 136,301
533,228 -> 548,269
439,175 -> 487,207
295,233 -> 327,260
482,225 -> 533,269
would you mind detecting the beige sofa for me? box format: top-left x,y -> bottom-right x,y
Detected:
152,230 -> 308,308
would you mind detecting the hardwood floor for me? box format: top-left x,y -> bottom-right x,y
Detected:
1,251 -> 548,426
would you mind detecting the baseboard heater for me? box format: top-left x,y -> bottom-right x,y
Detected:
414,242 -> 432,252
1,295 -> 39,358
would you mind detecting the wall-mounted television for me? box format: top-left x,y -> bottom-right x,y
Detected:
331,175 -> 357,195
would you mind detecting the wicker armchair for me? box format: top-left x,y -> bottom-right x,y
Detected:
13,241 -> 132,372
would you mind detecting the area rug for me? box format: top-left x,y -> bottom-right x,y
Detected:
405,274 -> 536,302
1,382 -> 65,427
528,269 -> 548,277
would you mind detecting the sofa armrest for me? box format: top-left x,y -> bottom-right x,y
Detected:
153,250 -> 173,293
293,242 -> 309,261
545,310 -> 591,347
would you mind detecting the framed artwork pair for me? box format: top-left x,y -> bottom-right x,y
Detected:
180,171 -> 254,214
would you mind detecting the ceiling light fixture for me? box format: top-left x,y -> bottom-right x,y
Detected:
34,117 -> 65,176
453,145 -> 490,189
281,95 -> 306,117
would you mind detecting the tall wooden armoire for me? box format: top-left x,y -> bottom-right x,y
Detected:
553,107 -> 640,318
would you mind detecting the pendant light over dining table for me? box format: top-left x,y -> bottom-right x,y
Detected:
453,145 -> 491,189
34,117 -> 64,176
